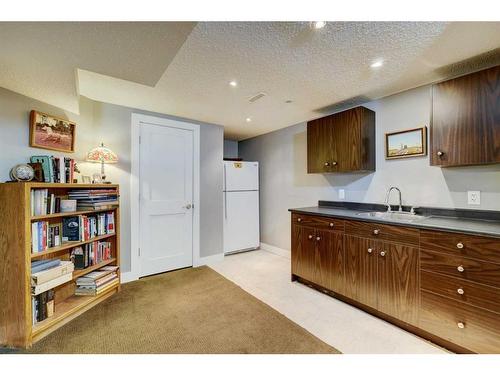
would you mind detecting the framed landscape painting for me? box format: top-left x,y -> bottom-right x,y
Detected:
29,110 -> 76,153
385,127 -> 427,159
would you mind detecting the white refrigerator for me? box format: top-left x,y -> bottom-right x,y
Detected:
223,161 -> 260,254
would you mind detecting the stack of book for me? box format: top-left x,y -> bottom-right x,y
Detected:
68,189 -> 119,210
30,155 -> 76,183
75,265 -> 119,296
31,189 -> 64,216
31,221 -> 62,253
62,212 -> 115,242
31,260 -> 74,324
71,241 -> 113,269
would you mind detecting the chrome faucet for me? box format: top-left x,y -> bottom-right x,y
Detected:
385,187 -> 403,212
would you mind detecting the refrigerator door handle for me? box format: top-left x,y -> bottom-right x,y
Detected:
224,192 -> 228,219
223,163 -> 227,191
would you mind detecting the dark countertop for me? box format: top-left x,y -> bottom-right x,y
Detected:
289,204 -> 500,239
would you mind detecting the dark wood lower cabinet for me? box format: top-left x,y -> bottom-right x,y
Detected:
291,212 -> 500,353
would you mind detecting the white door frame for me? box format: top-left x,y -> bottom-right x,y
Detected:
128,113 -> 200,281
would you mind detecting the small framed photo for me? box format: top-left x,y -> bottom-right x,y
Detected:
385,127 -> 427,159
29,110 -> 76,153
81,175 -> 91,184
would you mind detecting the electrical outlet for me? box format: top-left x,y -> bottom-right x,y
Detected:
468,191 -> 481,205
338,189 -> 345,200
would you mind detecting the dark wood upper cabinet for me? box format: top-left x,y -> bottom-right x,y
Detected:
307,106 -> 376,173
431,65 -> 500,167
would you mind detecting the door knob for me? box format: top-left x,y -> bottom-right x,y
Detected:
457,265 -> 465,273
316,236 -> 321,241
457,322 -> 465,329
367,248 -> 373,254
329,222 -> 334,227
437,151 -> 444,157
380,251 -> 386,257
308,234 -> 313,240
324,162 -> 330,167
456,242 -> 464,249
297,218 -> 302,222
184,203 -> 192,209
457,288 -> 465,295
332,161 -> 338,166
373,229 -> 380,235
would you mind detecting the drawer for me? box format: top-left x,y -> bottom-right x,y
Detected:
421,230 -> 500,264
421,270 -> 500,313
421,249 -> 500,288
291,213 -> 344,232
344,219 -> 419,245
420,290 -> 500,353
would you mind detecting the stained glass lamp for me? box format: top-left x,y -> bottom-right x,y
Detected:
86,142 -> 118,184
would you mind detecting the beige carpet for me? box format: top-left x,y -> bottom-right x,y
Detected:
26,266 -> 339,354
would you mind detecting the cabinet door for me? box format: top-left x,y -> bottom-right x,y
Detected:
431,65 -> 500,167
344,235 -> 378,308
315,229 -> 345,294
307,117 -> 337,173
291,225 -> 316,281
377,242 -> 419,325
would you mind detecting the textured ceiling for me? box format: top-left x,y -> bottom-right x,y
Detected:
0,22 -> 196,113
2,22 -> 500,139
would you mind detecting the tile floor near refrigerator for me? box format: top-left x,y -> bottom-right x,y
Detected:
210,249 -> 446,354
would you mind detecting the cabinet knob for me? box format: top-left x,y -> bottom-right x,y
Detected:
324,162 -> 330,167
297,218 -> 302,222
367,248 -> 373,254
308,234 -> 313,239
329,222 -> 334,227
457,288 -> 465,295
373,229 -> 380,235
457,322 -> 465,329
457,265 -> 465,273
316,236 -> 321,241
332,161 -> 338,166
380,251 -> 386,257
456,242 -> 464,249
437,151 -> 444,157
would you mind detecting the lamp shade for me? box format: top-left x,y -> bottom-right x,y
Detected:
86,143 -> 118,164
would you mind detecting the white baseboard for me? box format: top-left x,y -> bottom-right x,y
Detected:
120,271 -> 138,284
260,242 -> 291,259
193,253 -> 225,267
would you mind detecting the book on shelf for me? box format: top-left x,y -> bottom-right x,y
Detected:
31,188 -> 65,216
70,241 -> 112,269
75,266 -> 120,296
68,189 -> 119,210
31,259 -> 61,274
62,212 -> 115,242
31,272 -> 72,296
31,261 -> 74,285
31,221 -> 63,253
29,155 -> 76,184
32,289 -> 55,325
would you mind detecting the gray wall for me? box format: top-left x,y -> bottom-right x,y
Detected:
239,85 -> 500,251
0,87 -> 224,271
223,140 -> 238,159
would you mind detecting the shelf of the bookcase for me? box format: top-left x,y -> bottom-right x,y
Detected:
30,233 -> 116,259
26,182 -> 119,189
31,284 -> 119,339
72,258 -> 117,279
30,206 -> 118,221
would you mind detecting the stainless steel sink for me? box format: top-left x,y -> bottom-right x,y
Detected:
356,211 -> 427,223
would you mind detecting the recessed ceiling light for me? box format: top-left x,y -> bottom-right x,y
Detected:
312,21 -> 326,29
229,80 -> 238,87
370,60 -> 384,68
246,117 -> 252,123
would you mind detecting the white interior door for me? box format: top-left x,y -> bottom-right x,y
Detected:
139,122 -> 194,276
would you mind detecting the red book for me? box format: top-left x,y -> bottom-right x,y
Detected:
42,221 -> 48,250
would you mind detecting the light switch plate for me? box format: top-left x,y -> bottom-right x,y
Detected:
338,189 -> 345,200
467,191 -> 481,205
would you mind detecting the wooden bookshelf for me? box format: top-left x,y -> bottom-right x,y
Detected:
0,182 -> 121,348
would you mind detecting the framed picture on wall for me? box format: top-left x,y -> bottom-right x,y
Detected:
29,110 -> 76,153
385,127 -> 427,159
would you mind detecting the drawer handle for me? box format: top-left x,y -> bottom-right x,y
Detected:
316,236 -> 321,241
457,288 -> 465,295
297,218 -> 302,222
324,162 -> 330,167
457,322 -> 465,329
367,248 -> 373,254
457,265 -> 465,273
332,161 -> 338,166
380,251 -> 386,257
329,222 -> 334,227
456,242 -> 464,249
437,151 -> 444,157
373,229 -> 380,235
308,234 -> 313,240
